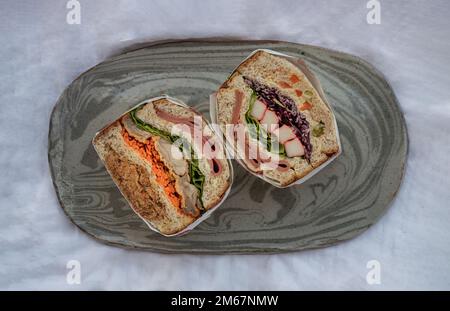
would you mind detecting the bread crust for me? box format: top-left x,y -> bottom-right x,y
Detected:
216,50 -> 340,187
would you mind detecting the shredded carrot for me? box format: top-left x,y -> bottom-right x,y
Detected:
278,81 -> 292,89
289,74 -> 300,84
300,101 -> 312,111
121,127 -> 181,209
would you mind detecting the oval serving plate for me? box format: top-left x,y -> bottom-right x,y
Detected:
48,40 -> 408,254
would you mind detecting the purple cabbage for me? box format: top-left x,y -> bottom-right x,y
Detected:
243,76 -> 312,161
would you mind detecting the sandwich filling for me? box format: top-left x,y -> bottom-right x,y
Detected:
119,105 -> 208,214
243,76 -> 312,161
121,128 -> 183,210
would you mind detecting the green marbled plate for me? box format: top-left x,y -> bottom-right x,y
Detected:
48,40 -> 408,253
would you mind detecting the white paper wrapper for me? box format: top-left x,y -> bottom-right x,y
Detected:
210,49 -> 342,188
93,95 -> 234,237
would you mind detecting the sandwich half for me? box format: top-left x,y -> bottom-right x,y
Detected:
93,98 -> 231,235
215,50 -> 340,187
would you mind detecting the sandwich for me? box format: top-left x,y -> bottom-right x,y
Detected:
215,50 -> 340,187
93,97 -> 232,235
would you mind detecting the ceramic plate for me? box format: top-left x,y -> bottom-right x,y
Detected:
48,40 -> 408,253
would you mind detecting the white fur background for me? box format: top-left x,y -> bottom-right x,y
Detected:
1,0 -> 449,290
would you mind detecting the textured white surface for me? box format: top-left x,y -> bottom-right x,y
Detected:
1,0 -> 450,290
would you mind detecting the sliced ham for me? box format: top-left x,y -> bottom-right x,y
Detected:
154,106 -> 195,127
284,138 -> 305,157
250,99 -> 267,121
231,90 -> 244,124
